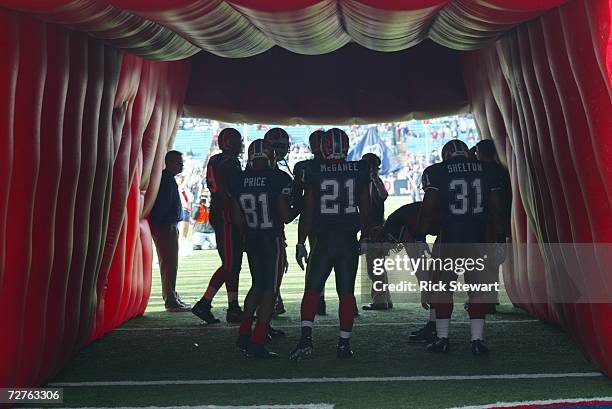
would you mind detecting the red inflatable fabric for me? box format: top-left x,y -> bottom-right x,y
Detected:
0,0 -> 199,60
0,9 -> 190,387
462,0 -> 612,376
0,1 -> 567,59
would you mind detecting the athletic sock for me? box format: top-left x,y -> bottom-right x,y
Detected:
239,315 -> 254,336
339,294 -> 356,334
300,321 -> 313,338
436,318 -> 450,339
227,292 -> 238,304
300,290 -> 320,322
470,318 -> 485,341
251,320 -> 269,345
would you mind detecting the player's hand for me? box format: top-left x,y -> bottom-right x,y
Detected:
358,237 -> 370,255
296,243 -> 308,271
370,225 -> 385,242
414,240 -> 430,257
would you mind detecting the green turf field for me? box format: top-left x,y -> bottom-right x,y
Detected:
46,197 -> 611,408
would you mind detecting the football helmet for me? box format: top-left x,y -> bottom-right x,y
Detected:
308,129 -> 325,158
321,128 -> 349,160
247,139 -> 276,170
441,140 -> 469,161
218,128 -> 243,156
264,127 -> 290,161
362,152 -> 381,169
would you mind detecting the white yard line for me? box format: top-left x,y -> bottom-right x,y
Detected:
48,405 -> 333,409
448,396 -> 612,408
115,320 -> 539,331
50,372 -> 603,387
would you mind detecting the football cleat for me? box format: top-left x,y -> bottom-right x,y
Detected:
362,302 -> 393,311
236,335 -> 250,352
471,339 -> 489,356
226,302 -> 244,323
267,326 -> 286,341
246,342 -> 278,359
191,299 -> 220,324
426,337 -> 450,353
409,321 -> 436,342
337,339 -> 354,360
317,296 -> 327,316
274,295 -> 286,316
289,336 -> 314,361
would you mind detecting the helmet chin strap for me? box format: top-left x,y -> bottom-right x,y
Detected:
280,158 -> 293,177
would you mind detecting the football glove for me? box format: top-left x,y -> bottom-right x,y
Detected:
296,243 -> 308,271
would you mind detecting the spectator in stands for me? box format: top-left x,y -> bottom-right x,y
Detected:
177,175 -> 193,257
191,196 -> 216,250
149,150 -> 192,312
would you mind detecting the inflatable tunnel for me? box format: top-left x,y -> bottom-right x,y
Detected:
0,0 -> 609,387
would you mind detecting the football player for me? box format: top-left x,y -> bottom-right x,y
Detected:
415,139 -> 505,355
475,139 -> 511,314
264,128 -> 291,316
372,202 -> 441,342
292,129 -> 328,315
192,128 -> 244,324
360,153 -> 391,311
290,128 -> 372,360
231,139 -> 293,359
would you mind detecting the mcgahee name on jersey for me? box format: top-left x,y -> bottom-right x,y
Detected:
446,162 -> 483,173
243,176 -> 268,187
320,162 -> 359,173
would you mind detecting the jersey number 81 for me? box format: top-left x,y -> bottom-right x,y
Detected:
240,193 -> 273,229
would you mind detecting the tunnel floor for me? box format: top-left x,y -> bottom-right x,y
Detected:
45,200 -> 612,408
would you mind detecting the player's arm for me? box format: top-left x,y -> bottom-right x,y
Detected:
295,187 -> 315,270
416,190 -> 440,240
288,163 -> 305,221
488,189 -> 506,242
358,183 -> 372,238
415,167 -> 439,241
218,160 -> 241,208
277,194 -> 293,224
372,175 -> 389,202
230,198 -> 245,227
298,188 -> 315,245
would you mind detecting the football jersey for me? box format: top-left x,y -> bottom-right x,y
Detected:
421,156 -> 501,227
292,158 -> 322,210
384,202 -> 441,240
305,159 -> 371,232
206,152 -> 242,214
230,167 -> 292,235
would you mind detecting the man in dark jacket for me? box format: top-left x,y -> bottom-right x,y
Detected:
149,150 -> 191,312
